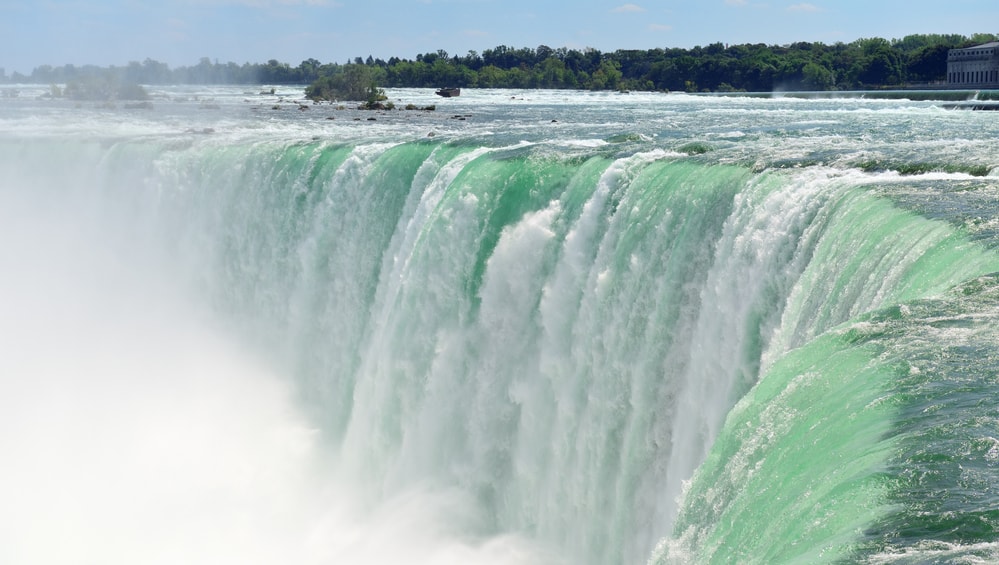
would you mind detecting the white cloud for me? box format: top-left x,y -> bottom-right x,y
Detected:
611,3 -> 646,13
787,3 -> 820,12
649,23 -> 673,31
725,0 -> 748,6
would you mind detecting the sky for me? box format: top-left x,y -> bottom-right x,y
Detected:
1,0 -> 997,74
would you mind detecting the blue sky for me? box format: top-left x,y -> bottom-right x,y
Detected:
1,0 -> 997,74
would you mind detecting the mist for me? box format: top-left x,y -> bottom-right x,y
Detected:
0,147 -> 555,565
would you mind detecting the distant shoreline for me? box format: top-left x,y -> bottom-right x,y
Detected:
3,33 -> 997,94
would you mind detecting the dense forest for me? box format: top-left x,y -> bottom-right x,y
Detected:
3,33 -> 996,96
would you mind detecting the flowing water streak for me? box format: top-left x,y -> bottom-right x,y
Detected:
0,137 -> 565,565
153,137 -> 996,563
656,174 -> 999,563
4,88 -> 999,564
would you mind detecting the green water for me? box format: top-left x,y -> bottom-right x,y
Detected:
124,139 -> 999,564
4,88 -> 999,564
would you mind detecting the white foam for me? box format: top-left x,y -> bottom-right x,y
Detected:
0,159 -> 558,565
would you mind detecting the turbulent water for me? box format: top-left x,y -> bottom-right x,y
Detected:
2,85 -> 999,564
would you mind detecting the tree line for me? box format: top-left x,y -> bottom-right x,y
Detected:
4,33 -> 996,95
310,33 -> 996,96
2,58 -> 314,86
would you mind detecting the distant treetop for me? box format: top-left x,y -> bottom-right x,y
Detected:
7,33 -> 996,93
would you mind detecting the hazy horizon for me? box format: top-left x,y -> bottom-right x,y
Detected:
2,1 -> 997,76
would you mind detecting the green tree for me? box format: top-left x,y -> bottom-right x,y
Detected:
306,64 -> 384,101
538,57 -> 569,88
588,60 -> 622,90
476,65 -> 506,88
802,62 -> 835,89
906,44 -> 953,83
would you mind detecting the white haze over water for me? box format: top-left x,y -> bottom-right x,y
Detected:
3,86 -> 999,565
0,151 -> 556,565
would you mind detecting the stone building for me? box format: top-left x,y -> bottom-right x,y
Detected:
947,42 -> 999,87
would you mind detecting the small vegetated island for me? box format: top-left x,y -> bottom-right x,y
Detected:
5,33 -> 996,99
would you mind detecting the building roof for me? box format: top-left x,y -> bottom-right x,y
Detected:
959,41 -> 999,50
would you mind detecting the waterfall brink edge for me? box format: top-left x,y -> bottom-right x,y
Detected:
3,129 -> 999,564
